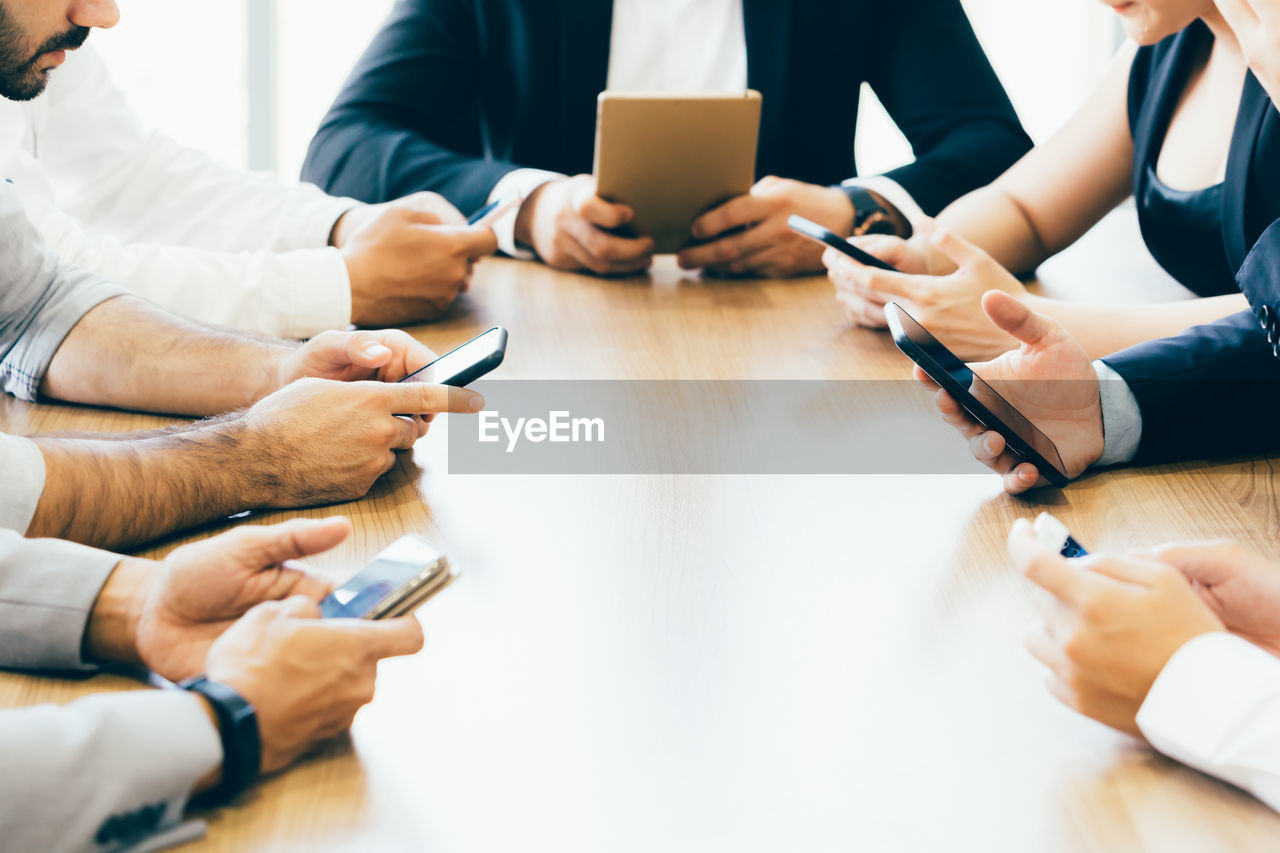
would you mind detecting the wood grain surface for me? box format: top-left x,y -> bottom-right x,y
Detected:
2,239 -> 1278,852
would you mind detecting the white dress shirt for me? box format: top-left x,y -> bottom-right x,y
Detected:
0,45 -> 359,339
1138,632 -> 1280,813
488,0 -> 924,257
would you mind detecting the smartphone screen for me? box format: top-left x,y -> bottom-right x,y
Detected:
321,535 -> 451,620
399,326 -> 507,387
885,303 -> 1070,487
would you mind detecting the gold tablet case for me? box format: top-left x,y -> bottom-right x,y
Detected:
594,91 -> 762,255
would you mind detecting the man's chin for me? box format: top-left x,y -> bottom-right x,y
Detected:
0,69 -> 51,102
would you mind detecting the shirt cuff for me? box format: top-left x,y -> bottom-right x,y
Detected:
292,192 -> 361,251
488,168 -> 565,259
1093,360 -> 1143,467
273,248 -> 354,339
841,176 -> 927,230
0,433 -> 45,533
1137,632 -> 1280,803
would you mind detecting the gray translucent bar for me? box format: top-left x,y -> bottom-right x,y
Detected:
446,380 -> 1089,476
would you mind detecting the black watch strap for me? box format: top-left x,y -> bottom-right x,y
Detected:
838,185 -> 903,238
180,676 -> 261,807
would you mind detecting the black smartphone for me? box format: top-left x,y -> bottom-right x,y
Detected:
884,302 -> 1071,488
399,326 -> 508,387
787,214 -> 899,271
321,534 -> 457,620
1033,513 -> 1089,558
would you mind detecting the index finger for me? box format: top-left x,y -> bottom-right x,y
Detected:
1008,518 -> 1103,607
691,195 -> 769,241
577,192 -> 633,230
379,381 -> 484,415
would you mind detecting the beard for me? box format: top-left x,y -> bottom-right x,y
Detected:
0,5 -> 89,101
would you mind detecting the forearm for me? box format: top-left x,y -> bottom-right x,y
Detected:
40,295 -> 296,417
1028,293 -> 1250,361
936,186 -> 1056,275
27,417 -> 273,550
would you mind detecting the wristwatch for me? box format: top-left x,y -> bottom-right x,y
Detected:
840,185 -> 903,238
179,676 -> 261,807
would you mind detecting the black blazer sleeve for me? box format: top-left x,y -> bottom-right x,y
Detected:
1100,219 -> 1280,464
863,0 -> 1032,215
301,0 -> 513,213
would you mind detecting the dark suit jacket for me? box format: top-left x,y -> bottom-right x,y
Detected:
301,0 -> 1032,217
1102,221 -> 1280,465
1100,40 -> 1280,465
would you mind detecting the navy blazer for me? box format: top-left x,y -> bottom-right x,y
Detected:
301,0 -> 1032,217
1100,37 -> 1280,465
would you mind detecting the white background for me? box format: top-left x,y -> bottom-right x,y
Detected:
93,0 -> 1121,182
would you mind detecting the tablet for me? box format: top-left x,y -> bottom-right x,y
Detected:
594,91 -> 762,255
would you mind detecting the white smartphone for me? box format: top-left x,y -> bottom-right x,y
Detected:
1033,513 -> 1089,558
321,534 -> 457,620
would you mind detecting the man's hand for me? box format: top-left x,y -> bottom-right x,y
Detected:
513,175 -> 654,275
206,595 -> 424,774
1148,541 -> 1280,657
1217,0 -> 1280,106
920,291 -> 1103,494
331,192 -> 467,245
241,379 -> 484,507
82,517 -> 342,677
135,518 -> 349,682
333,193 -> 499,326
833,222 -> 1028,358
677,176 -> 856,277
276,328 -> 443,391
1009,519 -> 1226,737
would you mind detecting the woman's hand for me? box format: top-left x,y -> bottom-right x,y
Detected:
1217,0 -> 1280,106
827,220 -> 1029,359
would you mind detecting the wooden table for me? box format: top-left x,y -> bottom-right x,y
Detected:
4,223 -> 1280,851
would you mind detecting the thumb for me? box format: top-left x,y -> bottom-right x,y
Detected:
234,517 -> 353,568
277,594 -> 322,620
920,220 -> 992,271
345,332 -> 394,370
448,225 -> 500,259
981,290 -> 1055,348
1145,541 -> 1245,587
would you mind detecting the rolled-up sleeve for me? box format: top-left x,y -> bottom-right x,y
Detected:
0,182 -> 125,402
0,432 -> 46,533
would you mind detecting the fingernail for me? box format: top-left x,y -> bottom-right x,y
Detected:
983,436 -> 996,455
364,343 -> 390,359
467,394 -> 485,412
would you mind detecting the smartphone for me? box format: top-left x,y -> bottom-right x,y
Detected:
321,534 -> 457,620
1032,512 -> 1089,558
787,214 -> 899,271
885,302 -> 1071,488
467,193 -> 523,227
399,326 -> 508,387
